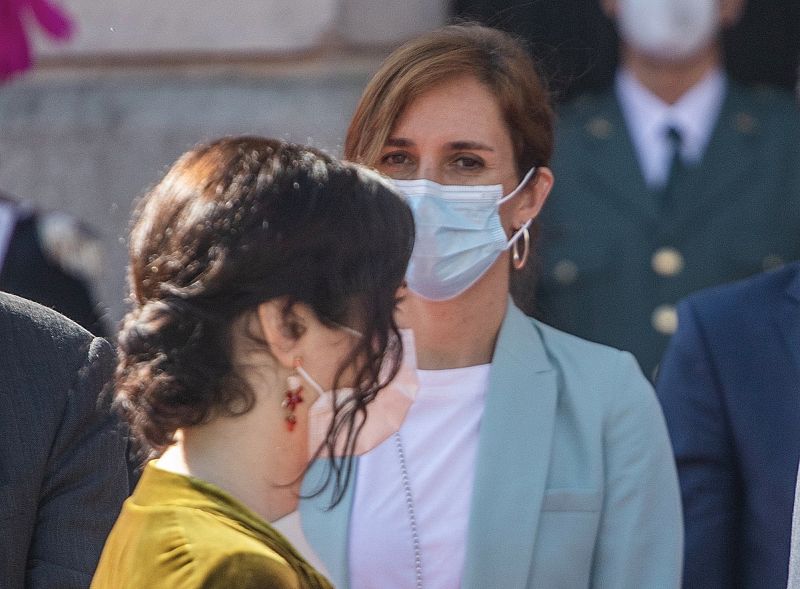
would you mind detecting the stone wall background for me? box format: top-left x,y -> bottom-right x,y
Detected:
1,0 -> 448,324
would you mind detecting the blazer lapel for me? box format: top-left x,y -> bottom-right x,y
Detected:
298,458 -> 357,589
461,303 -> 558,589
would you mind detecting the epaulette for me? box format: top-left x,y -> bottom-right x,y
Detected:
36,211 -> 103,282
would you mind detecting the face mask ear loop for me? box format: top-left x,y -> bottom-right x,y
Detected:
326,316 -> 363,339
502,167 -> 538,259
507,218 -> 533,246
338,325 -> 363,339
296,364 -> 325,397
498,166 -> 538,205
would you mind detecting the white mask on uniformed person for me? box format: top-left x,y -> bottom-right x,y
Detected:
618,0 -> 718,61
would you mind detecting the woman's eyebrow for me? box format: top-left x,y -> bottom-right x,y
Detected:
446,140 -> 495,152
385,137 -> 414,147
383,138 -> 495,152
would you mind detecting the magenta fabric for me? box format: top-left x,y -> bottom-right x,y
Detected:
0,0 -> 73,81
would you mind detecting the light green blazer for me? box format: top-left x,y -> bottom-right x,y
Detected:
299,303 -> 683,588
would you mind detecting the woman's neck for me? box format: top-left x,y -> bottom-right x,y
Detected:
401,260 -> 509,370
157,380 -> 311,522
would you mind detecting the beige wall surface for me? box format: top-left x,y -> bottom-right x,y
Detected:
0,62 -> 373,323
35,0 -> 339,55
33,0 -> 449,57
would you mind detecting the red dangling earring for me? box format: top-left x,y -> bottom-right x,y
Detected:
282,358 -> 304,432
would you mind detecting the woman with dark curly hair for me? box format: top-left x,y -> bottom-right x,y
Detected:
90,137 -> 415,589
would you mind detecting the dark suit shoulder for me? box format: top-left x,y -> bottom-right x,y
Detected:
729,82 -> 799,114
683,262 -> 800,326
553,88 -> 622,152
0,291 -> 91,338
725,82 -> 800,140
557,88 -> 616,119
0,293 -> 116,464
0,292 -> 94,364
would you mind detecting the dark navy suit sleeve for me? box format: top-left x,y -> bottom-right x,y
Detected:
656,299 -> 740,589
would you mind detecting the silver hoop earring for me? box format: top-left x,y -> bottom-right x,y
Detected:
512,226 -> 530,270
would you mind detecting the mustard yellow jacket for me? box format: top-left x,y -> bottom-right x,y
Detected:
91,462 -> 332,589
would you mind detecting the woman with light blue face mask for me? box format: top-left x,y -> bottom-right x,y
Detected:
296,24 -> 683,589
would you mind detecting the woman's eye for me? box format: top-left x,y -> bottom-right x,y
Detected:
454,156 -> 483,169
381,152 -> 410,166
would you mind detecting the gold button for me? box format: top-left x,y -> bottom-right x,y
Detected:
762,254 -> 784,271
586,117 -> 612,140
553,259 -> 579,285
651,247 -> 684,277
735,112 -> 757,134
652,304 -> 678,335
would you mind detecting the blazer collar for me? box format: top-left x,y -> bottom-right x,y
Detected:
461,302 -> 558,589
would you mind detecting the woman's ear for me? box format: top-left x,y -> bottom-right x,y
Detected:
256,299 -> 307,369
513,166 -> 554,228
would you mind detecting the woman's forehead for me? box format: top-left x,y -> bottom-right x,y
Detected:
387,78 -> 513,154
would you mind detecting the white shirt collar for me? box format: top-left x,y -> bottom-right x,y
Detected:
615,66 -> 727,188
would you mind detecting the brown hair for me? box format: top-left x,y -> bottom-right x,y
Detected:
116,137 -> 414,504
345,23 -> 555,175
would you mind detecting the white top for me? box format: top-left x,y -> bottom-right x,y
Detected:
349,364 -> 491,589
0,201 -> 17,273
615,66 -> 727,189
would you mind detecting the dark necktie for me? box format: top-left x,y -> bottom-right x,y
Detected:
662,126 -> 683,208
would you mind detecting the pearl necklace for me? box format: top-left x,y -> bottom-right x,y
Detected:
393,432 -> 423,589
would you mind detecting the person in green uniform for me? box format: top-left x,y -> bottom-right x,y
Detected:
91,137 -> 414,589
536,0 -> 800,377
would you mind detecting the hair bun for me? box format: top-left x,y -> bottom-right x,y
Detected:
118,298 -> 196,357
116,296 -> 229,453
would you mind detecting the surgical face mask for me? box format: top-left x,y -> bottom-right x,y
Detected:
300,328 -> 418,458
618,0 -> 718,61
392,168 -> 537,301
